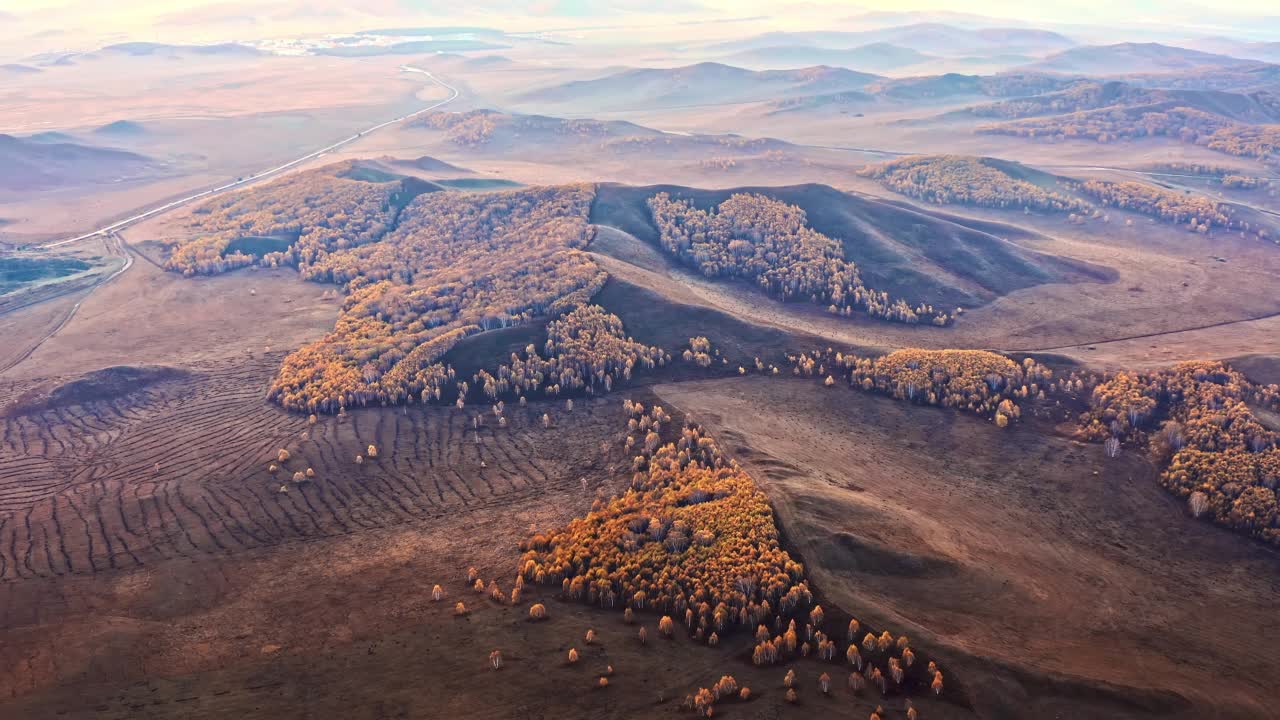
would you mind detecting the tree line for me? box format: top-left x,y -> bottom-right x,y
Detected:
1073,179 -> 1235,233
792,348 -> 1062,427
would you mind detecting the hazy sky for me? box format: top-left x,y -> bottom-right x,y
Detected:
3,0 -> 1279,55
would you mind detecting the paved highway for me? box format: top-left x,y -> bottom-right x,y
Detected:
43,65 -> 459,249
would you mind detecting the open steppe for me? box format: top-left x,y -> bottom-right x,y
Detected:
5,18 -> 1280,720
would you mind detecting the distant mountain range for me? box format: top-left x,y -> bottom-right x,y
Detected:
705,24 -> 1076,58
515,62 -> 883,110
1021,42 -> 1259,76
99,42 -> 262,57
964,78 -> 1280,124
23,42 -> 262,67
719,43 -> 935,73
1181,37 -> 1280,64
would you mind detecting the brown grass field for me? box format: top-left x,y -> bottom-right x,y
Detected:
4,44 -> 1280,720
656,377 -> 1280,719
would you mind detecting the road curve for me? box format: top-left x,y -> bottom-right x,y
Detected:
42,66 -> 459,249
2,67 -> 458,378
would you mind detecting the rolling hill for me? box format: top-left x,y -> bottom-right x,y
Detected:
514,63 -> 883,110
590,182 -> 1112,310
766,72 -> 1079,114
965,79 -> 1280,123
1023,42 -> 1259,76
92,120 -> 149,138
706,24 -> 1075,58
1182,37 -> 1280,64
719,43 -> 935,73
0,134 -> 158,192
98,42 -> 263,58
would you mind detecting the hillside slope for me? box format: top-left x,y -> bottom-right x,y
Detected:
516,62 -> 882,110
590,182 -> 1111,310
0,134 -> 157,192
1024,42 -> 1257,75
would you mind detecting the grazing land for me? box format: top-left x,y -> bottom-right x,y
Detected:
5,8 -> 1280,720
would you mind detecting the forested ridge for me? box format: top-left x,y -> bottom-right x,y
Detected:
1082,361 -> 1280,545
268,183 -> 604,412
166,169 -> 967,414
978,105 -> 1280,163
859,155 -> 1090,213
166,162 -> 426,276
519,403 -> 944,713
168,171 -> 606,412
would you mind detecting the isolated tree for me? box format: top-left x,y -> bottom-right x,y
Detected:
355,454 -> 364,465
455,602 -> 468,616
568,648 -> 579,664
474,579 -> 486,594
367,444 -> 378,458
432,584 -> 444,601
785,688 -> 798,704
783,669 -> 796,688
818,672 -> 831,694
659,615 -> 675,637
585,628 -> 596,644
847,644 -> 863,669
529,603 -> 547,621
877,630 -> 894,652
638,626 -> 648,645
862,632 -> 876,652
694,688 -> 715,717
1189,491 -> 1210,518
489,650 -> 503,669
277,449 -> 290,463
713,675 -> 737,700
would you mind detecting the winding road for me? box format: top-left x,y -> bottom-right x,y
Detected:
2,66 -> 458,377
